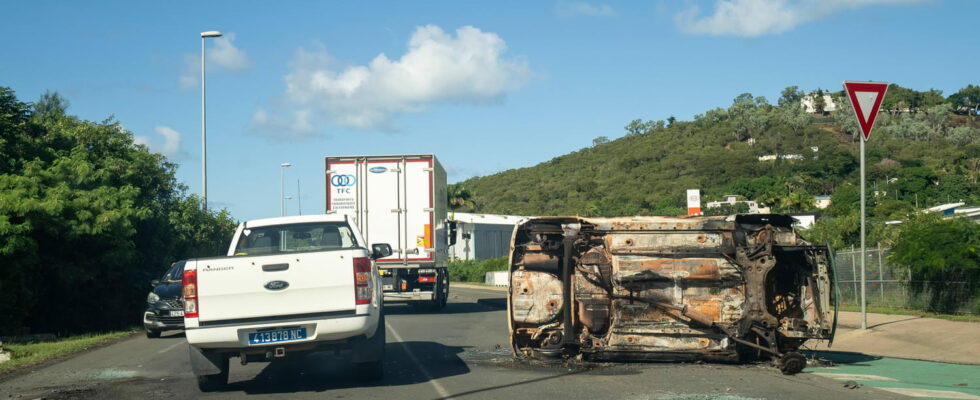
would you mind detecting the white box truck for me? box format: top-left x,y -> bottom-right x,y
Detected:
325,154 -> 451,309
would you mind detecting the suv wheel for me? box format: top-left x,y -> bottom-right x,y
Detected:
145,329 -> 161,339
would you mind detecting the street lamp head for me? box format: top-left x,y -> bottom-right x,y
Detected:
281,163 -> 292,167
201,31 -> 223,38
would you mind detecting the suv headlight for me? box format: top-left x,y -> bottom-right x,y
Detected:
147,292 -> 160,303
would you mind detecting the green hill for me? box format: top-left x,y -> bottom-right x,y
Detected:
457,85 -> 980,222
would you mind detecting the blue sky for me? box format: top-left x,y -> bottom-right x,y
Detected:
2,0 -> 976,221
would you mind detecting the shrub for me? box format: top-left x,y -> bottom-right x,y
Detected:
449,257 -> 509,283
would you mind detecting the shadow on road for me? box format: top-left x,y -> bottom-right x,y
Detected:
385,301 -> 501,316
225,341 -> 469,395
804,350 -> 883,365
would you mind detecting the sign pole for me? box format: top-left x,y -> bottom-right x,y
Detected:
843,80 -> 889,331
860,134 -> 867,330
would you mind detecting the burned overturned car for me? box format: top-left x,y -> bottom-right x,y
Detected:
507,214 -> 836,374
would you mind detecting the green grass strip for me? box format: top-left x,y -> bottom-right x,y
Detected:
0,328 -> 138,374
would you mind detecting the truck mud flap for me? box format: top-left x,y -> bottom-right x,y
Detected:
189,345 -> 225,376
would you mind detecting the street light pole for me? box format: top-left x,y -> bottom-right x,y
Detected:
200,30 -> 222,210
280,163 -> 292,216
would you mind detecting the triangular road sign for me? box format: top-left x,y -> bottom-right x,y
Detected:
843,81 -> 889,141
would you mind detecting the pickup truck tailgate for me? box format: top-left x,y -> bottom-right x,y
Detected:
194,251 -> 356,323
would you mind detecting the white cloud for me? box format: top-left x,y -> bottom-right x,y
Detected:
675,0 -> 923,37
250,25 -> 531,136
555,2 -> 616,17
135,126 -> 182,158
179,33 -> 250,90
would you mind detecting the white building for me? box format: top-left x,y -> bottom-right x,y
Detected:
449,213 -> 528,261
801,93 -> 838,113
705,195 -> 765,214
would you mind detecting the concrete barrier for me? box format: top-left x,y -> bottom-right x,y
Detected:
485,270 -> 509,287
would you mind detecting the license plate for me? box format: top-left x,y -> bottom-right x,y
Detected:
168,310 -> 184,317
248,328 -> 307,345
383,284 -> 393,291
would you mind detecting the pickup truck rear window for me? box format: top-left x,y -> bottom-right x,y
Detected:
234,222 -> 358,256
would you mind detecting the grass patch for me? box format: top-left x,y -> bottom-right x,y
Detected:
448,257 -> 508,283
0,329 -> 138,374
838,304 -> 980,323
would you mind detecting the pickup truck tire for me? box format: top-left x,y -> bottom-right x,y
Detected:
352,312 -> 386,381
145,329 -> 161,339
196,352 -> 229,392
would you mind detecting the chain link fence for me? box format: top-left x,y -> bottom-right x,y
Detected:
832,246 -> 979,315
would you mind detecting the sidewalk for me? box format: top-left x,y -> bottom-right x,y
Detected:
810,311 -> 980,365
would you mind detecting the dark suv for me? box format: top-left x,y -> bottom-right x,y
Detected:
143,260 -> 186,338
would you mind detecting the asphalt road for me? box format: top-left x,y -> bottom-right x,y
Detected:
0,286 -> 901,400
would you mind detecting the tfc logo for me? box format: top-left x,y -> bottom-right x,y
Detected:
331,174 -> 357,187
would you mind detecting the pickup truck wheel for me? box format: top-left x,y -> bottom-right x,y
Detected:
196,354 -> 229,392
353,312 -> 385,381
145,329 -> 161,339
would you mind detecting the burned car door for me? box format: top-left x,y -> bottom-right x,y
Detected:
507,215 -> 835,374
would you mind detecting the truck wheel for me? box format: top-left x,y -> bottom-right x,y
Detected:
353,312 -> 385,381
145,329 -> 161,339
196,353 -> 229,392
429,269 -> 449,310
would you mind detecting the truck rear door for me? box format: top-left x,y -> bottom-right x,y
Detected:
326,156 -> 435,265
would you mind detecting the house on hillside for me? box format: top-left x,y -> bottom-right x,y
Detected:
706,195 -> 766,214
449,213 -> 528,261
814,195 -> 832,209
801,93 -> 838,114
883,202 -> 980,225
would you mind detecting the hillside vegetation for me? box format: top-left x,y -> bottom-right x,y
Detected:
457,84 -> 980,248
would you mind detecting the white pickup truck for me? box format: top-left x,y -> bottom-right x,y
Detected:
182,214 -> 391,391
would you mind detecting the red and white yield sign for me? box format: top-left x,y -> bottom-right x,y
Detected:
843,81 -> 889,141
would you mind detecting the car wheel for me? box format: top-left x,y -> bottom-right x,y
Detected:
145,329 -> 161,339
196,353 -> 229,392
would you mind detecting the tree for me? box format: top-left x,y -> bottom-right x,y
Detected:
592,136 -> 609,147
0,88 -> 236,335
947,84 -> 980,115
625,119 -> 647,136
447,183 -> 473,216
889,213 -> 980,313
813,90 -> 827,115
34,90 -> 70,117
778,86 -> 803,108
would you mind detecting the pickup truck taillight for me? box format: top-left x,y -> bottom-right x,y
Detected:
182,269 -> 199,318
353,257 -> 372,305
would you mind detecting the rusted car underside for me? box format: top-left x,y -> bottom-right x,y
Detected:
507,214 -> 836,374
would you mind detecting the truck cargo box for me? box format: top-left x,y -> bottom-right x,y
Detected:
325,154 -> 449,308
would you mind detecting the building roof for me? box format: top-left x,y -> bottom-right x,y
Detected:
452,212 -> 528,225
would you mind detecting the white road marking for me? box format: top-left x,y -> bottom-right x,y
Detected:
157,341 -> 184,355
876,388 -> 980,399
811,373 -> 898,382
386,324 -> 452,399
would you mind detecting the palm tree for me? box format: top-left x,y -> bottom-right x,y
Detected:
447,183 -> 472,219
